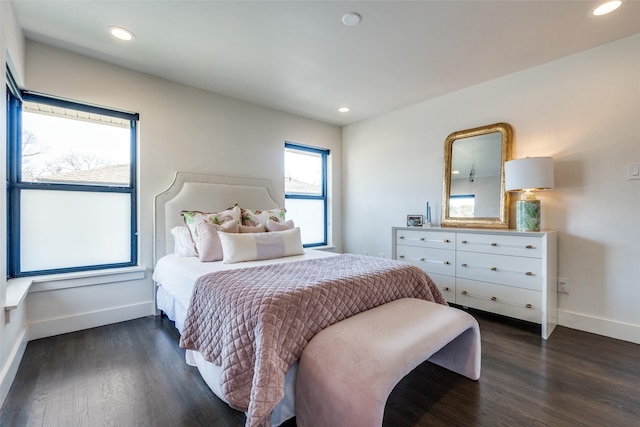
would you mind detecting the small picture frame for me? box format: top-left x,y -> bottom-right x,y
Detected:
406,214 -> 423,227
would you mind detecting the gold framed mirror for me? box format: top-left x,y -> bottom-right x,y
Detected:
441,123 -> 512,228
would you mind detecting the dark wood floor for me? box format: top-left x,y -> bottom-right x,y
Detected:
2,309 -> 639,427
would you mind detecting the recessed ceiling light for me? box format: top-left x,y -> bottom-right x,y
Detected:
338,107 -> 350,113
342,12 -> 361,26
592,0 -> 623,16
109,26 -> 135,41
452,170 -> 461,175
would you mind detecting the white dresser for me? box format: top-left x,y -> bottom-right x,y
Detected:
392,226 -> 557,339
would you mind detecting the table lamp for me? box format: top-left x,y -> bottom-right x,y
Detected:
504,157 -> 554,231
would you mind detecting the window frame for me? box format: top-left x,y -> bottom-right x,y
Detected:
284,142 -> 329,247
6,80 -> 139,278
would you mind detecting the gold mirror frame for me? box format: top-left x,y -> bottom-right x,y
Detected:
441,122 -> 512,229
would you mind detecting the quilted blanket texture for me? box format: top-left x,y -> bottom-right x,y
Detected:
179,254 -> 446,427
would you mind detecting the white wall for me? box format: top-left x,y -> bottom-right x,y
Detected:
343,35 -> 640,343
0,38 -> 342,404
0,0 -> 27,406
20,39 -> 342,326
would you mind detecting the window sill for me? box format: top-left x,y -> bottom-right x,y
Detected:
309,245 -> 336,252
5,266 -> 147,312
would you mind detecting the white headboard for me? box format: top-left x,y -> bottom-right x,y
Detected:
153,172 -> 282,264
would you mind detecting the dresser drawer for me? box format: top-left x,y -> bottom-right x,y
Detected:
456,278 -> 541,323
456,251 -> 543,291
397,246 -> 455,277
396,229 -> 456,250
391,226 -> 557,338
426,273 -> 455,303
457,233 -> 542,258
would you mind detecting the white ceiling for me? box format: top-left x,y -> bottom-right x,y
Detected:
11,0 -> 640,126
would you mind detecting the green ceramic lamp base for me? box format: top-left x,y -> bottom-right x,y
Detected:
516,200 -> 540,231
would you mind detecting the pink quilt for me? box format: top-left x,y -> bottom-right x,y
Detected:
179,254 -> 446,427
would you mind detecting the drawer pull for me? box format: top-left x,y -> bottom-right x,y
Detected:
460,262 -> 535,276
525,245 -> 534,249
459,290 -> 535,309
461,240 -> 468,244
444,239 -> 451,243
443,287 -> 450,291
400,236 -> 451,244
491,242 -> 498,247
400,256 -> 450,265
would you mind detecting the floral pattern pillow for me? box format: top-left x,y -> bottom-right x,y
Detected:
241,207 -> 286,227
181,205 -> 241,253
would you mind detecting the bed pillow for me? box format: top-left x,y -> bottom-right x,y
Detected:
196,221 -> 240,262
239,224 -> 266,233
266,219 -> 295,232
170,226 -> 198,257
181,205 -> 241,253
218,227 -> 304,264
241,207 -> 286,227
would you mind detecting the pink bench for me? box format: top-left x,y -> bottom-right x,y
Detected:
295,298 -> 481,427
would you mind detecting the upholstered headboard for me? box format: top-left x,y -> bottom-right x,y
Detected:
153,172 -> 282,264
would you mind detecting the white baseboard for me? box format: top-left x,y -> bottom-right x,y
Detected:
558,309 -> 640,344
28,301 -> 155,341
0,326 -> 28,409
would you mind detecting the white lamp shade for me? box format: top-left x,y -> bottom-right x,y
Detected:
505,157 -> 554,191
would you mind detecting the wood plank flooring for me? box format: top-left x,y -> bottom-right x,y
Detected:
1,309 -> 639,427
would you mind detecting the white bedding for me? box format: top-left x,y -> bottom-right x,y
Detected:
152,249 -> 338,426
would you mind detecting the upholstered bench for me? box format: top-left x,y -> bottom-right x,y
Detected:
295,298 -> 481,427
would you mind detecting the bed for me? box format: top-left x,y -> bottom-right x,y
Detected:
152,172 -> 447,427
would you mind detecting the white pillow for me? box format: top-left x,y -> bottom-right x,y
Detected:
171,226 -> 197,257
218,227 -> 305,264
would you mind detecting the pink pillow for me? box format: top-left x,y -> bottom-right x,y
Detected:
181,206 -> 242,254
240,224 -> 266,233
266,219 -> 295,232
196,221 -> 239,262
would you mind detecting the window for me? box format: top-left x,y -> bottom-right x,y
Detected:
284,143 -> 329,247
449,194 -> 475,217
6,80 -> 138,277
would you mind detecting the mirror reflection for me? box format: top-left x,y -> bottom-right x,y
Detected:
449,132 -> 502,218
442,123 -> 512,228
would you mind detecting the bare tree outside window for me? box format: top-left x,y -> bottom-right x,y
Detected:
21,130 -> 45,182
21,107 -> 130,186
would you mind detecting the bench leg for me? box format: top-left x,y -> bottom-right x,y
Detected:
428,326 -> 481,380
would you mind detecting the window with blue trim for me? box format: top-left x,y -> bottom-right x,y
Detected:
6,78 -> 138,278
284,143 -> 329,247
